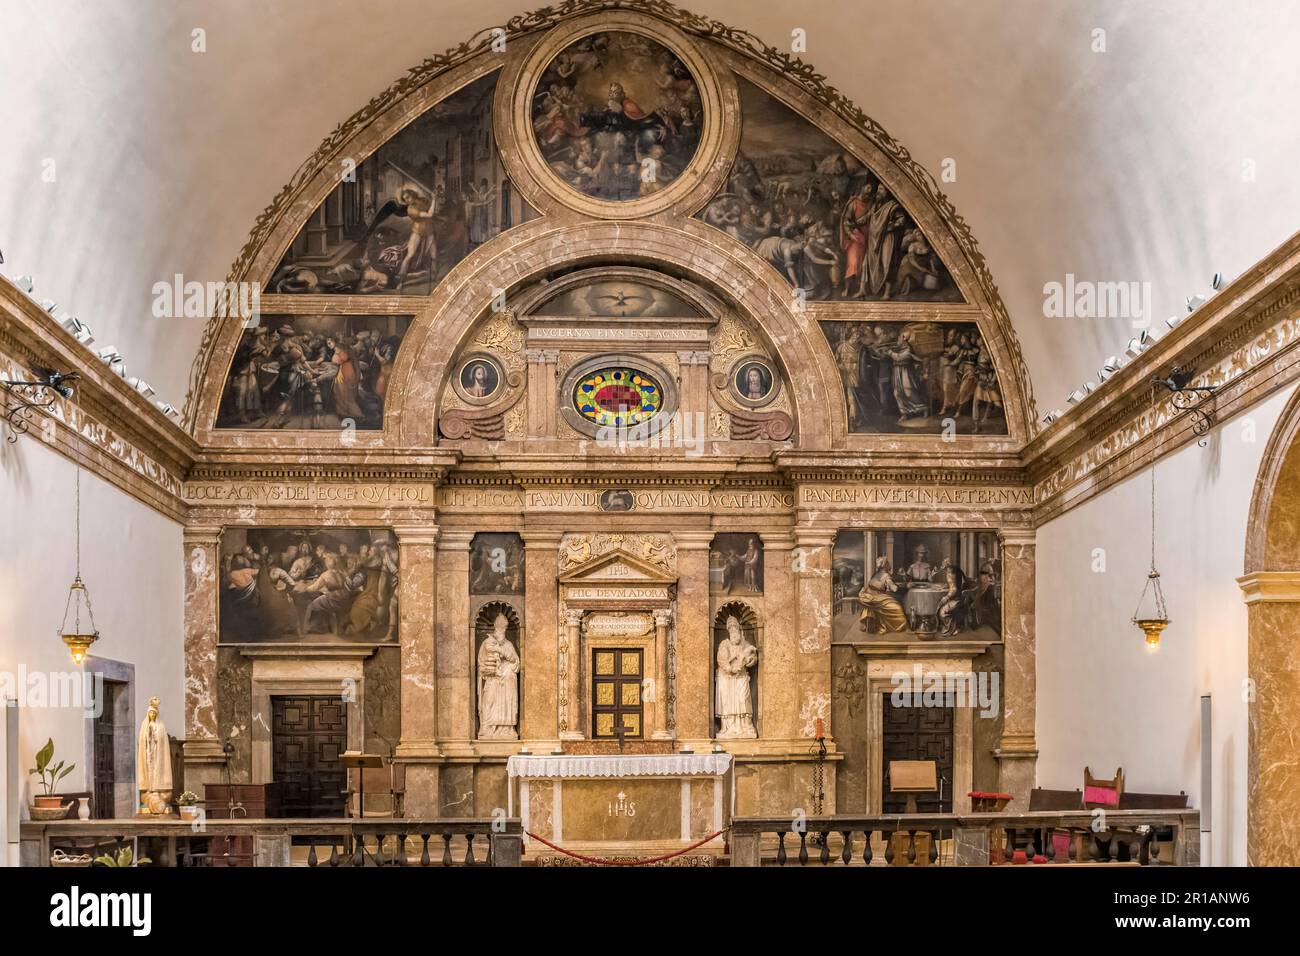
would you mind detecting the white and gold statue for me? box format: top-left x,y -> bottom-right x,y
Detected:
136,696 -> 173,815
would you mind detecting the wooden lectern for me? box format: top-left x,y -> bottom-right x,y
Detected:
340,752 -> 384,819
888,760 -> 939,867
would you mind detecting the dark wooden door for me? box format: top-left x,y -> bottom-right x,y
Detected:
91,681 -> 122,819
882,698 -> 954,813
272,696 -> 347,818
591,648 -> 644,740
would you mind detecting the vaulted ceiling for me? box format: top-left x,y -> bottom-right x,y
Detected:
3,0 -> 1298,419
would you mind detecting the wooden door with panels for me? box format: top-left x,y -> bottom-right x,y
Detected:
272,696 -> 348,818
882,700 -> 954,813
591,648 -> 644,740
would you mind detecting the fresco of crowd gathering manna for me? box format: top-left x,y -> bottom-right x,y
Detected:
833,529 -> 1001,642
697,79 -> 961,303
820,319 -> 1008,435
219,528 -> 399,644
532,30 -> 703,201
270,73 -> 537,295
216,314 -> 411,430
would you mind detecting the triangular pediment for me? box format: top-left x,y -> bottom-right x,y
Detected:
559,548 -> 677,585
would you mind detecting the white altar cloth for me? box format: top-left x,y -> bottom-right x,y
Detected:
506,753 -> 732,780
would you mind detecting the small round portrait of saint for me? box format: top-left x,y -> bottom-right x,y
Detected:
731,357 -> 778,407
454,355 -> 504,405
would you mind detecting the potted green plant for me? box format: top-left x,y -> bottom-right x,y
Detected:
177,791 -> 201,821
28,738 -> 74,813
93,846 -> 150,867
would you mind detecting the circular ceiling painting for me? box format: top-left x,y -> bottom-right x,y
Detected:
573,367 -> 664,428
532,31 -> 702,202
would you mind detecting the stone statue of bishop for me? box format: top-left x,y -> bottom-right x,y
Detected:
478,614 -> 520,739
715,616 -> 758,738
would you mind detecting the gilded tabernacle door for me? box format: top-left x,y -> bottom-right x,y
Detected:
557,533 -> 677,741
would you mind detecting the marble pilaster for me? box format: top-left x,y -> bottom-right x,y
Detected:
523,530 -> 563,741
1238,571 -> 1300,866
793,528 -> 835,742
181,526 -> 225,790
436,530 -> 474,746
393,526 -> 439,816
995,529 -> 1037,807
760,532 -> 799,739
674,531 -> 714,740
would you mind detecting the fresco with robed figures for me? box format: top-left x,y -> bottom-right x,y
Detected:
698,79 -> 961,303
833,530 -> 1001,642
219,528 -> 399,644
270,74 -> 536,295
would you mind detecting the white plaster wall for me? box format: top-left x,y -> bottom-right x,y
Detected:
2,0 -> 1299,409
1036,386 -> 1295,867
0,437 -> 183,864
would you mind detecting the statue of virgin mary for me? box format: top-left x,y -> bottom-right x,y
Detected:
136,696 -> 173,815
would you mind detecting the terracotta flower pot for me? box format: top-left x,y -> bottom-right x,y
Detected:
33,795 -> 64,810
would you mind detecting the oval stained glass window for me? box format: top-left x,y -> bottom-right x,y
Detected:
573,367 -> 664,428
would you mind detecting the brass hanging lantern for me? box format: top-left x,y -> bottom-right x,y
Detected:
58,467 -> 99,665
1132,462 -> 1169,651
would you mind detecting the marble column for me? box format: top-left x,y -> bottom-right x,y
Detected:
522,530 -> 563,742
761,532 -> 799,739
676,350 -> 712,436
181,526 -> 225,787
674,531 -> 714,741
393,526 -> 440,816
652,608 -> 672,739
562,607 -> 584,740
995,528 -> 1037,807
793,529 -> 835,743
436,530 -> 474,748
1238,571 -> 1300,866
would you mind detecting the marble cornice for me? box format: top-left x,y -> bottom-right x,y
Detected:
1,278 -> 196,520
1024,229 -> 1300,524
1237,571 -> 1300,604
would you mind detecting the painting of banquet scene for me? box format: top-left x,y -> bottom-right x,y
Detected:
270,73 -> 536,294
219,528 -> 399,644
832,529 -> 1000,642
697,79 -> 961,302
820,319 -> 1008,435
532,30 -> 702,201
215,313 -> 410,430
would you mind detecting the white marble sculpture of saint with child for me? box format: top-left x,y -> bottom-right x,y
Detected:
477,614 -> 520,739
715,616 -> 758,738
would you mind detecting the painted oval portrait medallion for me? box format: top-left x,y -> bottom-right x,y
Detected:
573,367 -> 664,428
532,31 -> 702,202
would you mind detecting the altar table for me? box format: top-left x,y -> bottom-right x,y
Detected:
506,753 -> 732,847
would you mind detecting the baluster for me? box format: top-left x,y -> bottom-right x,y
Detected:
396,832 -> 408,866
307,843 -> 318,867
840,830 -> 853,865
861,829 -> 873,866
884,830 -> 895,865
328,842 -> 339,867
776,831 -> 787,866
1045,829 -> 1056,862
1108,834 -> 1120,863
1004,827 -> 1015,863
928,830 -> 938,865
797,830 -> 809,865
819,831 -> 831,865
906,830 -> 916,865
442,832 -> 453,866
420,833 -> 431,867
465,833 -> 476,865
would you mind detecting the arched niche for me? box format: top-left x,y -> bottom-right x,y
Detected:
182,1 -> 1035,447
472,600 -> 523,741
1239,385 -> 1300,864
712,601 -> 762,739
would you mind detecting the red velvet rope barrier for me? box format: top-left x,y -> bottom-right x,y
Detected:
525,828 -> 727,866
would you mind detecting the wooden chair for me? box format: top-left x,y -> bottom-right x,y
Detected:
1083,767 -> 1124,808
343,763 -> 405,819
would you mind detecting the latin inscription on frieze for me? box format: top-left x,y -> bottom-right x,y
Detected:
185,482 -> 434,506
800,485 -> 1033,509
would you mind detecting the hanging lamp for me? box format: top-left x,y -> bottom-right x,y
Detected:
57,466 -> 99,665
1132,461 -> 1169,651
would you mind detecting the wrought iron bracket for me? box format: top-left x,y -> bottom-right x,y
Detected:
1,371 -> 79,442
1152,367 -> 1218,444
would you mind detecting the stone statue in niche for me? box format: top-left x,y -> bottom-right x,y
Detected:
136,696 -> 173,815
715,616 -> 758,739
477,614 -> 520,739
